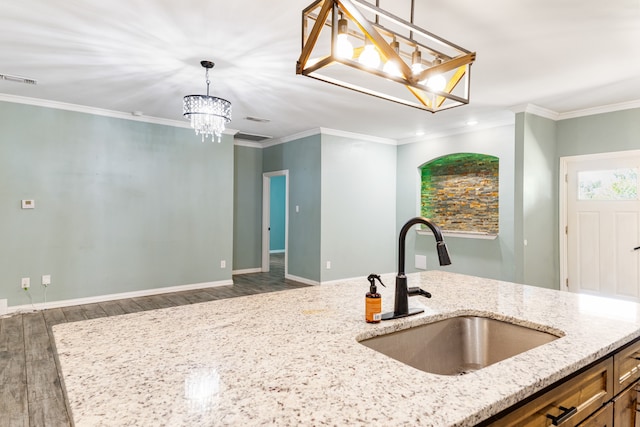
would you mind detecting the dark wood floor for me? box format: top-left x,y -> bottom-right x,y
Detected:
0,254 -> 304,427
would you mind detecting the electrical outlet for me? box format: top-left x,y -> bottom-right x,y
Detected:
21,277 -> 30,289
220,260 -> 226,269
42,274 -> 51,286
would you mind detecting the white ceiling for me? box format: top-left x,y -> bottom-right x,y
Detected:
1,0 -> 639,142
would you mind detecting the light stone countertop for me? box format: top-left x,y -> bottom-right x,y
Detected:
52,271 -> 640,426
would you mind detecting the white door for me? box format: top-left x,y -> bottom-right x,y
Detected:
565,152 -> 640,300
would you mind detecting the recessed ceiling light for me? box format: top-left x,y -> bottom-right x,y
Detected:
466,120 -> 478,126
416,131 -> 425,136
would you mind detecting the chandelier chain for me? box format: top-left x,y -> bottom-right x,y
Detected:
205,68 -> 211,97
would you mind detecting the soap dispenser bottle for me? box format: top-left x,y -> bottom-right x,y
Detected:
366,274 -> 386,323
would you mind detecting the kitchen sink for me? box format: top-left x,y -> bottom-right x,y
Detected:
359,315 -> 561,375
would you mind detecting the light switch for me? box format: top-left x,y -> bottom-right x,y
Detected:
21,199 -> 35,209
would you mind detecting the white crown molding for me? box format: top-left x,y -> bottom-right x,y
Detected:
0,93 -> 239,135
260,127 -> 397,149
319,127 -> 397,145
5,92 -> 638,145
234,139 -> 263,148
0,93 -> 190,127
510,100 -> 640,122
510,103 -> 560,120
261,128 -> 322,148
558,99 -> 640,120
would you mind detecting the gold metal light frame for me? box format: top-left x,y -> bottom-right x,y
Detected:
296,0 -> 476,113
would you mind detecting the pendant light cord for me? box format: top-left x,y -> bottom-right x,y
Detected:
409,0 -> 415,40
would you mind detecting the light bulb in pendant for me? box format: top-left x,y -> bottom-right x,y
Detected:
337,34 -> 354,58
425,56 -> 446,91
383,60 -> 402,77
359,42 -> 380,68
411,47 -> 424,76
426,74 -> 447,92
336,15 -> 354,59
383,39 -> 402,77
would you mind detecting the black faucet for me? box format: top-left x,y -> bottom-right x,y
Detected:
381,217 -> 451,320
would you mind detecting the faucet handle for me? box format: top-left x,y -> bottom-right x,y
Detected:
408,286 -> 432,298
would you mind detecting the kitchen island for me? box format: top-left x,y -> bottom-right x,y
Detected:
52,271 -> 640,426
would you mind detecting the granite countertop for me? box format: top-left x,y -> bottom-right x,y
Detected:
52,271 -> 640,426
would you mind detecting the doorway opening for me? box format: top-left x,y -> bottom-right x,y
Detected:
262,170 -> 289,275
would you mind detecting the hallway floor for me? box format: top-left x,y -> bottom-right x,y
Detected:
0,254 -> 306,427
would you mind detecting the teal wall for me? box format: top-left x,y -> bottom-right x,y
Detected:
320,134 -> 396,281
6,98 -> 637,306
396,125 -> 516,281
233,145 -> 263,271
263,135 -> 321,282
557,109 -> 640,157
515,113 -> 558,289
269,175 -> 286,252
0,102 -> 234,307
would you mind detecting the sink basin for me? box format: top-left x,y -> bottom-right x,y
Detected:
359,315 -> 561,375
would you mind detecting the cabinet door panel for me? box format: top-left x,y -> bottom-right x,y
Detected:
613,382 -> 639,427
576,402 -> 613,426
614,339 -> 640,395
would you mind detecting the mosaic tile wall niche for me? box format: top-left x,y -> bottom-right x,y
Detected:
420,153 -> 499,234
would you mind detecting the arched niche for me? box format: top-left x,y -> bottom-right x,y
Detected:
420,152 -> 499,235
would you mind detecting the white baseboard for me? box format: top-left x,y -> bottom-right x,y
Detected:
232,268 -> 261,275
285,273 -> 319,286
7,279 -> 233,313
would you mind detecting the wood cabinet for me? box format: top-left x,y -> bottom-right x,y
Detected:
614,338 -> 640,395
488,358 -> 613,427
486,337 -> 640,426
576,402 -> 613,426
613,382 -> 639,427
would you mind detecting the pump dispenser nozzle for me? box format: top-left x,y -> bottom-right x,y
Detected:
367,273 -> 386,293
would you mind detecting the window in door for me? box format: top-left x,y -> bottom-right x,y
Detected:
578,168 -> 638,201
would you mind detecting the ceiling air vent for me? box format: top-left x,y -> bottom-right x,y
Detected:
244,116 -> 270,123
234,132 -> 271,142
0,73 -> 37,85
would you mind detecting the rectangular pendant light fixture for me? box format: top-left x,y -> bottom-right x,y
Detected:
296,0 -> 476,113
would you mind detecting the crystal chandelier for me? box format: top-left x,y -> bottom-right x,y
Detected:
183,61 -> 232,142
